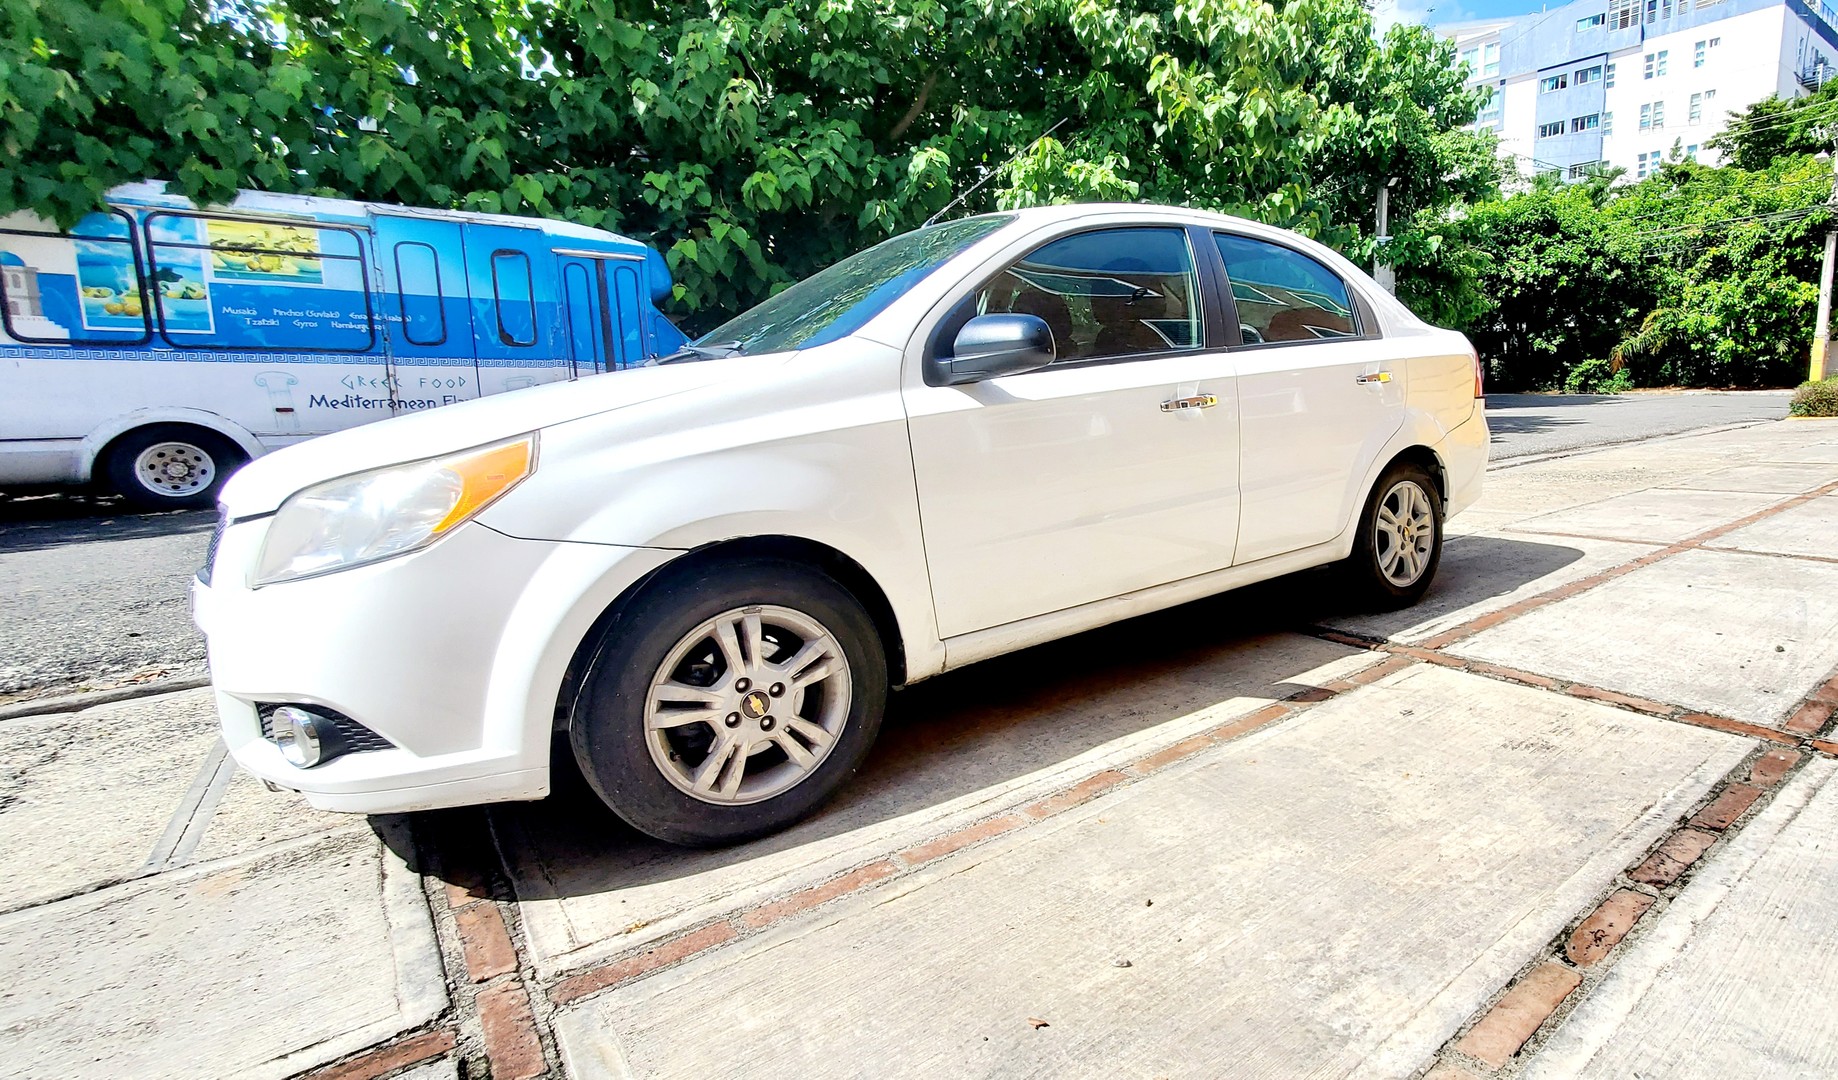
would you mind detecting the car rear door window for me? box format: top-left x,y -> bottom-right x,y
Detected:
978,227 -> 1202,363
1213,233 -> 1358,345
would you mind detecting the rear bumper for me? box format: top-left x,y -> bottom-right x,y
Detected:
1441,406 -> 1489,517
193,518 -> 677,813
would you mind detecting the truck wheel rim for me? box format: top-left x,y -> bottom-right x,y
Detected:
644,605 -> 852,806
133,441 -> 215,497
1375,479 -> 1435,587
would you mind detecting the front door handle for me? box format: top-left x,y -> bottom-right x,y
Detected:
1355,371 -> 1392,385
1160,394 -> 1218,413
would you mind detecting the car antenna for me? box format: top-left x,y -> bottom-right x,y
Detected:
924,117 -> 1068,227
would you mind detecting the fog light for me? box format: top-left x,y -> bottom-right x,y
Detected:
271,705 -> 328,768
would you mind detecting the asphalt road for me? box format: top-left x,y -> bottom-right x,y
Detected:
0,389 -> 1795,704
1485,390 -> 1792,460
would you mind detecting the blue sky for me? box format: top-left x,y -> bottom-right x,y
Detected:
1375,0 -> 1554,29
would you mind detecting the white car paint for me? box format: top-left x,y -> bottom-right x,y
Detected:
193,203 -> 1487,815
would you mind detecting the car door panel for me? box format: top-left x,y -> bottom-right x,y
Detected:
1210,232 -> 1404,565
903,225 -> 1240,640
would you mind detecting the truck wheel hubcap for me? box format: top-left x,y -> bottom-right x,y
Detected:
134,442 -> 215,497
644,605 -> 851,805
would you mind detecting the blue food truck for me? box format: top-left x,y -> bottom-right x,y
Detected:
0,181 -> 687,507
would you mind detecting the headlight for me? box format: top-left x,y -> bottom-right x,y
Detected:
253,434 -> 535,585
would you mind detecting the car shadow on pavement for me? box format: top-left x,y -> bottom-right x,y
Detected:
397,534 -> 1589,906
0,492 -> 213,554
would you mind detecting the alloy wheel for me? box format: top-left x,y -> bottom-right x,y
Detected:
1374,479 -> 1435,587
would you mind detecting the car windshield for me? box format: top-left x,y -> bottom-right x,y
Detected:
682,214 -> 1014,357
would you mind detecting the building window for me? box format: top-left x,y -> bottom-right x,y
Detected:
1694,40 -> 1706,66
1483,42 -> 1500,77
1661,0 -> 1673,18
1476,87 -> 1504,125
1658,50 -> 1668,75
1686,144 -> 1699,160
1637,151 -> 1653,178
1606,61 -> 1617,87
1461,46 -> 1479,73
1689,92 -> 1702,122
1602,111 -> 1614,133
1644,0 -> 1658,24
1644,53 -> 1655,78
1541,73 -> 1571,92
1576,64 -> 1604,84
1640,103 -> 1651,130
1539,120 -> 1567,138
1572,113 -> 1601,132
1570,161 -> 1606,178
1579,12 -> 1606,28
1610,0 -> 1639,28
1652,100 -> 1666,127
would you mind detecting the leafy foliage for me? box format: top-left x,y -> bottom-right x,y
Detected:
1790,376 -> 1838,416
1707,79 -> 1838,172
4,0 -> 1491,331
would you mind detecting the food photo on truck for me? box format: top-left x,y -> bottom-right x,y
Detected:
0,180 -> 687,508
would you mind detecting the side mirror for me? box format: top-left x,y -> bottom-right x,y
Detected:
940,313 -> 1055,385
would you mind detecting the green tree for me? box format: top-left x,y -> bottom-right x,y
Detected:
5,0 -> 1500,331
1443,187 -> 1655,391
1707,78 -> 1838,171
1606,155 -> 1831,387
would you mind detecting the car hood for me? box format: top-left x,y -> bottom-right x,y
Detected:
218,360 -> 753,517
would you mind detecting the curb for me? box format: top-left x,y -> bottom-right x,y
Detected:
0,676 -> 213,722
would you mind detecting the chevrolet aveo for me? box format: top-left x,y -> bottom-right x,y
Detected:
193,204 -> 1488,846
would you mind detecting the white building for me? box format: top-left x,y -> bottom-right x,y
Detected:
1443,0 -> 1834,179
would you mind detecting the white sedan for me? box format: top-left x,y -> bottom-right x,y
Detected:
193,204 -> 1487,846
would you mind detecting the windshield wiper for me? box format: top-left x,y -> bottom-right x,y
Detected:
656,340 -> 747,364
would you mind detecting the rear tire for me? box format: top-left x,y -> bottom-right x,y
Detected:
103,425 -> 243,510
569,558 -> 888,847
1346,460 -> 1444,610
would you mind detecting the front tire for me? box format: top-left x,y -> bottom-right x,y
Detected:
569,558 -> 888,847
103,425 -> 243,510
1347,461 -> 1444,610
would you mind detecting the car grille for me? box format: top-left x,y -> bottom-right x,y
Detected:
256,703 -> 395,754
198,515 -> 225,586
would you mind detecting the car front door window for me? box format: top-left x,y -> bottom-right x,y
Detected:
977,228 -> 1203,362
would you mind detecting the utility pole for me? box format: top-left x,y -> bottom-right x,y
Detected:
1813,149 -> 1838,381
1374,179 -> 1397,296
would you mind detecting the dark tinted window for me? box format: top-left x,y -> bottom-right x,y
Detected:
979,227 -> 1201,363
393,242 -> 446,346
491,250 -> 536,346
1213,233 -> 1357,345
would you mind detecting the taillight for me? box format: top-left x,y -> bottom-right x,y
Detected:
1472,348 -> 1485,398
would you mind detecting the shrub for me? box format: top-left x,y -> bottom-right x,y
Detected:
1563,357 -> 1635,394
1790,377 -> 1838,417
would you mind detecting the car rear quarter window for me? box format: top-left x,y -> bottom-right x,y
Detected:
1213,233 -> 1358,346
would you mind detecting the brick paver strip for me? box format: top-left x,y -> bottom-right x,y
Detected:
1564,684 -> 1675,716
1749,748 -> 1803,787
1021,769 -> 1131,819
899,816 -> 1027,867
1565,889 -> 1656,967
1629,828 -> 1719,886
1129,732 -> 1218,773
1453,962 -> 1583,1069
478,981 -> 547,1080
456,901 -> 518,983
1690,782 -> 1764,830
742,859 -> 902,929
550,920 -> 740,1005
1422,1062 -> 1488,1080
300,1029 -> 456,1080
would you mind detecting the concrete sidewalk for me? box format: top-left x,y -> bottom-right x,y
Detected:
7,417 -> 1838,1079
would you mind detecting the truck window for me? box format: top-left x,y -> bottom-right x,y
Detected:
393,241 -> 447,347
491,250 -> 536,347
0,209 -> 152,345
145,212 -> 375,352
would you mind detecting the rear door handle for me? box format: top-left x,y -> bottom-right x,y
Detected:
1160,395 -> 1218,413
1355,371 -> 1392,385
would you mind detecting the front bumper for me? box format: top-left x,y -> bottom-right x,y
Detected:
193,518 -> 676,814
